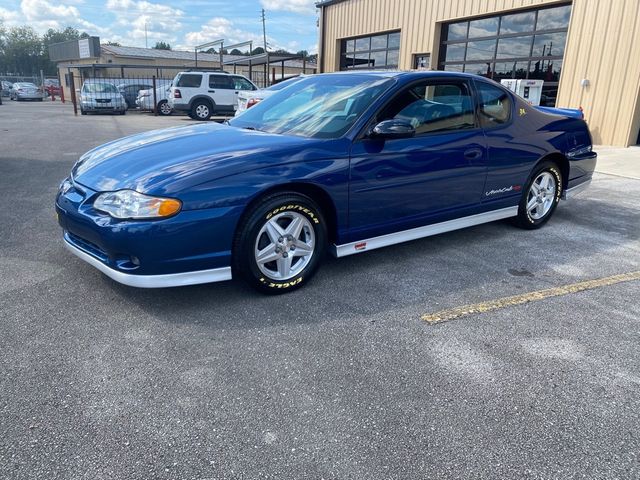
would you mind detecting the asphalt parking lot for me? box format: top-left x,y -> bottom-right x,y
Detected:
1,101 -> 639,480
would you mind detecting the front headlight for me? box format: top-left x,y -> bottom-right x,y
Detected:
94,190 -> 182,219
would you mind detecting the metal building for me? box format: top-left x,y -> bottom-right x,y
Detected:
317,0 -> 640,146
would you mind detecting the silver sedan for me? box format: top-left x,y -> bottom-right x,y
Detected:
10,82 -> 44,101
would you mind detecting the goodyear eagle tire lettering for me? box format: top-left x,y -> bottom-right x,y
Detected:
514,161 -> 563,230
233,192 -> 327,294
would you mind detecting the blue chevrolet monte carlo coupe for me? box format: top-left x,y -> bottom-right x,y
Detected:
56,71 -> 596,293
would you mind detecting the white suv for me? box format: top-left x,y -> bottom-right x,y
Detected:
168,71 -> 257,121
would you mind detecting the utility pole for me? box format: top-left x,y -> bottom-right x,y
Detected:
261,8 -> 267,52
145,22 -> 148,48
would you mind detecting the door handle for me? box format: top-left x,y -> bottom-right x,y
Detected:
235,91 -> 239,94
464,148 -> 483,160
208,90 -> 216,93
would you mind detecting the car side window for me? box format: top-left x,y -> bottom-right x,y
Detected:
209,75 -> 234,89
233,77 -> 255,90
477,82 -> 512,127
176,74 -> 202,88
379,81 -> 475,134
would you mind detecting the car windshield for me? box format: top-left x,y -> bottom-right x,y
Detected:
266,76 -> 304,92
229,74 -> 393,139
83,83 -> 118,93
19,83 -> 37,88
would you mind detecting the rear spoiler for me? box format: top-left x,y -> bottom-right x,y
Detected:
536,106 -> 584,120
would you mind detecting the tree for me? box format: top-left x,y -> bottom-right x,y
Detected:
229,48 -> 244,55
153,41 -> 171,50
2,26 -> 44,75
251,46 -> 265,55
104,41 -> 121,46
296,50 -> 309,58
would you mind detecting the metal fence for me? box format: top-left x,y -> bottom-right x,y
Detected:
67,73 -> 175,116
63,65 -> 222,116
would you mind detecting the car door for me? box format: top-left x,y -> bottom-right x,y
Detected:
348,78 -> 488,239
475,80 -> 541,206
208,74 -> 236,113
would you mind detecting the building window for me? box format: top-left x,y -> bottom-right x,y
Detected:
438,3 -> 571,106
413,53 -> 431,70
340,31 -> 401,70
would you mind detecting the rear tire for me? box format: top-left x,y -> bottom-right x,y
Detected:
514,161 -> 563,229
233,193 -> 327,294
191,100 -> 212,121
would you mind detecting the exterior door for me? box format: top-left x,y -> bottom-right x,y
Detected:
208,74 -> 237,113
348,79 -> 488,240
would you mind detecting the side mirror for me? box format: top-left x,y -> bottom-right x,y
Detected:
369,119 -> 416,139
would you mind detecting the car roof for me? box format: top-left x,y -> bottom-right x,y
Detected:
325,70 -> 481,80
177,70 -> 228,75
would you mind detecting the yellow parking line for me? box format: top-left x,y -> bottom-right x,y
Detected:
422,270 -> 640,325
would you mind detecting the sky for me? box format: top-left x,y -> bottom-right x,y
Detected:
0,0 -> 320,53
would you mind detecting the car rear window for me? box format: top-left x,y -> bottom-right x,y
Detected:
477,82 -> 512,127
176,74 -> 202,88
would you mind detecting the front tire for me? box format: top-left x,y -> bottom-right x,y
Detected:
514,161 -> 563,229
233,193 -> 327,293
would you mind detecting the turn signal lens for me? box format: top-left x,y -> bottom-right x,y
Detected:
94,190 -> 182,219
246,97 -> 263,108
157,198 -> 181,216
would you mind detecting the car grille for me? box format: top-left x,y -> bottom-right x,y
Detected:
96,99 -> 111,103
66,232 -> 109,262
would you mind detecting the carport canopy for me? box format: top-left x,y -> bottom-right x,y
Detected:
223,53 -> 305,86
222,53 -> 301,67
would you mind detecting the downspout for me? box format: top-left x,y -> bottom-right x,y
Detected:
318,4 -> 326,73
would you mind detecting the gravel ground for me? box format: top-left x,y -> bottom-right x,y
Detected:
1,101 -> 639,480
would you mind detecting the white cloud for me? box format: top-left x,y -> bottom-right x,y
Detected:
181,17 -> 272,50
0,7 -> 21,27
105,0 -> 185,45
260,0 -> 316,15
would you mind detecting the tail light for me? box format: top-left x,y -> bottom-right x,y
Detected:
174,89 -> 182,98
246,97 -> 263,109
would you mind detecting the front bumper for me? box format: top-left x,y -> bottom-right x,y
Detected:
63,233 -> 231,287
81,101 -> 125,112
17,93 -> 43,99
56,179 -> 241,287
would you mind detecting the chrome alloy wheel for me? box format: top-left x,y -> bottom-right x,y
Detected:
254,212 -> 316,281
195,104 -> 210,119
159,102 -> 172,115
527,171 -> 557,220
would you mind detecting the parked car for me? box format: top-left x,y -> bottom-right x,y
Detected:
10,82 -> 44,101
79,81 -> 126,115
235,75 -> 306,116
44,79 -> 62,97
56,71 -> 596,293
1,81 -> 12,97
135,82 -> 173,115
117,82 -> 153,109
168,71 -> 257,120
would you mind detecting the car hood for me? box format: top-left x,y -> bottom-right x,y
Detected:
71,122 -> 324,194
